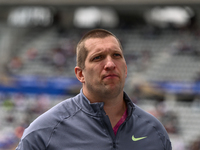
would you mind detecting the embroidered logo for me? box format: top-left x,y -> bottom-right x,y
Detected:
132,135 -> 147,141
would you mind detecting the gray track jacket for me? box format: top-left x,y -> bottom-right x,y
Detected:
16,90 -> 172,150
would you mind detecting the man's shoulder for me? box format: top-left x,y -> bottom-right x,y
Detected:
132,104 -> 167,132
22,94 -> 80,138
131,103 -> 171,149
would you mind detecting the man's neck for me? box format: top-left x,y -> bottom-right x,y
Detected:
82,89 -> 126,127
103,96 -> 127,128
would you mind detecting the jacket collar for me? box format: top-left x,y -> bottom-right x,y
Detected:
74,89 -> 135,116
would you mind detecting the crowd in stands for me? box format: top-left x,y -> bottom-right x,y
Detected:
171,40 -> 200,56
6,30 -> 78,77
190,136 -> 200,150
0,92 -> 65,149
7,56 -> 23,75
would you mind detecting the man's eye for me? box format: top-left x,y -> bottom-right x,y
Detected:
93,56 -> 102,61
114,53 -> 122,57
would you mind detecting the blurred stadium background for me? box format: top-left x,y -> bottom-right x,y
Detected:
0,0 -> 200,149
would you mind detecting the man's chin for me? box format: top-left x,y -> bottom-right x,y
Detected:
104,84 -> 122,94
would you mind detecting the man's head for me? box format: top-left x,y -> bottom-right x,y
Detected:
76,29 -> 123,70
75,29 -> 127,102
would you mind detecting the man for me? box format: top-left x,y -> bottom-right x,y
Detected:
16,29 -> 172,150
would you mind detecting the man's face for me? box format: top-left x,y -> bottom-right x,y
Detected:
81,36 -> 127,100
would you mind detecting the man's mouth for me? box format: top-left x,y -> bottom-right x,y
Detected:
103,74 -> 119,79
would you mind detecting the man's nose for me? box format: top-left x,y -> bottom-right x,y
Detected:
104,57 -> 116,70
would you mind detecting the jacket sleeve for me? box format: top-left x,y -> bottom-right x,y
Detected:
158,132 -> 172,150
165,138 -> 172,150
15,128 -> 52,150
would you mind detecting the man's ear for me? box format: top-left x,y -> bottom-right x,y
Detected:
75,66 -> 85,83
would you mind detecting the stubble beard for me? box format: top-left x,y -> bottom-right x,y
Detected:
86,79 -> 124,100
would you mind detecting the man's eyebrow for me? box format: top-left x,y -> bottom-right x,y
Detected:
88,51 -> 101,58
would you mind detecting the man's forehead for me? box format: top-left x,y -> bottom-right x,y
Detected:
84,36 -> 121,50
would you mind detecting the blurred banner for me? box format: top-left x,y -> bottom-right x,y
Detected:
0,76 -> 81,95
153,81 -> 200,94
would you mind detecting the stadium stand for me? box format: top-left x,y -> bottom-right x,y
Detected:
0,4 -> 200,150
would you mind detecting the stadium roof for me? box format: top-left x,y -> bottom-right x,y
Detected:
0,0 -> 200,5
